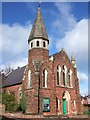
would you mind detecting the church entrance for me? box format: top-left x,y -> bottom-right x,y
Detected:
62,91 -> 71,115
63,99 -> 66,115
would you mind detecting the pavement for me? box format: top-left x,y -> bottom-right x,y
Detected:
0,112 -> 89,120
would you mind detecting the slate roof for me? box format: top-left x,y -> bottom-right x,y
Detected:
28,6 -> 49,43
2,66 -> 26,87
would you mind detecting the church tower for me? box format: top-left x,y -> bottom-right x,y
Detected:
23,5 -> 51,115
28,5 -> 49,64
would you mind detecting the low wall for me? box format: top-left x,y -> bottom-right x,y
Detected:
0,104 -> 5,114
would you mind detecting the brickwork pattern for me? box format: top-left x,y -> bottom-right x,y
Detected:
22,48 -> 82,115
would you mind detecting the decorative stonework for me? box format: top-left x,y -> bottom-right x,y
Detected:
32,60 -> 43,75
28,39 -> 48,50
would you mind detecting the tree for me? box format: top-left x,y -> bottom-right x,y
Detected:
4,65 -> 13,75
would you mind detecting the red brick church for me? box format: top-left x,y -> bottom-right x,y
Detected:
1,5 -> 82,116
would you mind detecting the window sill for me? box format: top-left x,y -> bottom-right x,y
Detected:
41,87 -> 51,90
42,87 -> 48,89
56,85 -> 73,89
26,87 -> 33,90
67,86 -> 73,88
30,47 -> 48,50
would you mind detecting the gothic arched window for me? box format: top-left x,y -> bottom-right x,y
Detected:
28,70 -> 32,88
68,69 -> 72,87
43,69 -> 47,88
62,65 -> 67,86
56,97 -> 60,111
57,65 -> 61,85
74,100 -> 76,110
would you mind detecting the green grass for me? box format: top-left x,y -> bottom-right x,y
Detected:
83,109 -> 90,115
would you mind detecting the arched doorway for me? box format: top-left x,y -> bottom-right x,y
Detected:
62,91 -> 71,115
62,99 -> 66,115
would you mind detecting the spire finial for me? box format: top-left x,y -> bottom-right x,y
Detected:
61,48 -> 65,51
71,52 -> 77,68
38,0 -> 41,8
71,52 -> 75,61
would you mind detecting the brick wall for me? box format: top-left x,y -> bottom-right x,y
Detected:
2,84 -> 22,104
22,48 -> 82,115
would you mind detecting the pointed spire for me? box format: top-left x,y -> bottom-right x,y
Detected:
71,53 -> 77,68
71,52 -> 75,61
28,4 -> 49,43
61,48 -> 65,52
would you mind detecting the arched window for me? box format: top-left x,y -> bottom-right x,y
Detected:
68,69 -> 72,87
56,97 -> 60,111
37,41 -> 39,47
43,41 -> 46,47
57,65 -> 61,85
68,69 -> 70,86
74,100 -> 76,110
43,69 -> 47,88
31,42 -> 33,48
62,65 -> 67,86
28,70 -> 32,88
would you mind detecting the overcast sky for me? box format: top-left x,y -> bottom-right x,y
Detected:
0,2 -> 88,96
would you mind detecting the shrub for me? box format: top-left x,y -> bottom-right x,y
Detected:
20,92 -> 26,113
83,109 -> 90,115
2,92 -> 20,112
